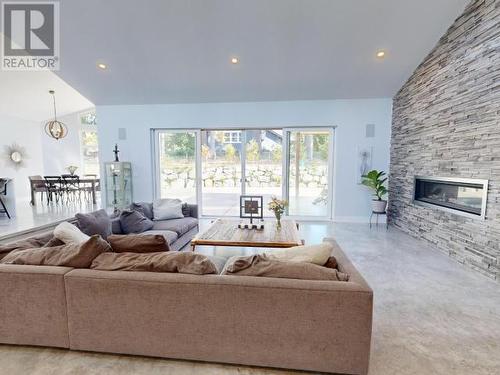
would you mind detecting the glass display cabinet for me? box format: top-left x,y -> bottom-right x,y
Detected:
104,162 -> 132,210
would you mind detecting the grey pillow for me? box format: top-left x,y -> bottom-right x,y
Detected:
130,202 -> 153,220
75,209 -> 112,239
182,203 -> 190,217
119,209 -> 154,234
111,217 -> 123,234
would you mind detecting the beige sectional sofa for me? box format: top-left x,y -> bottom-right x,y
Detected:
0,238 -> 373,375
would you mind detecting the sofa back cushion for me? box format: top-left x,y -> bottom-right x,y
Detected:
0,235 -> 111,268
75,209 -> 112,239
153,198 -> 184,220
108,234 -> 169,253
91,251 -> 217,275
43,236 -> 65,247
119,209 -> 154,234
0,232 -> 54,260
222,254 -> 349,281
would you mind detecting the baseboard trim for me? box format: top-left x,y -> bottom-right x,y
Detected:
333,216 -> 387,224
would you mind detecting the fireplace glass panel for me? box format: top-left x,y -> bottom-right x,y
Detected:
414,179 -> 484,216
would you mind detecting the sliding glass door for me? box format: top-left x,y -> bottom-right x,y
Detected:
200,130 -> 242,216
200,129 -> 283,216
284,128 -> 333,218
155,130 -> 198,204
154,127 -> 333,219
244,129 -> 283,213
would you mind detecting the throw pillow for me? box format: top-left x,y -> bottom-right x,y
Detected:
111,216 -> 123,234
108,234 -> 169,253
222,254 -> 349,281
75,209 -> 112,239
91,251 -> 218,275
54,222 -> 90,244
182,203 -> 190,217
152,198 -> 184,220
130,202 -> 154,220
264,242 -> 333,265
119,209 -> 154,234
0,235 -> 111,268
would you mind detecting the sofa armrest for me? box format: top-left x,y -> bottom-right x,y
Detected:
187,204 -> 198,218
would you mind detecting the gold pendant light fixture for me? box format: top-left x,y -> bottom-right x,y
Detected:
44,90 -> 68,140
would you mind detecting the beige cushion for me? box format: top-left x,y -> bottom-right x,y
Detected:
222,254 -> 348,281
108,234 -> 169,253
54,222 -> 90,244
90,251 -> 218,275
264,242 -> 332,265
0,235 -> 111,268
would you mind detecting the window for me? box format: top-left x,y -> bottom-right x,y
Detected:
155,130 -> 197,203
79,111 -> 100,176
80,112 -> 97,125
223,131 -> 242,144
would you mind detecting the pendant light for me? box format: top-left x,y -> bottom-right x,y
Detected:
44,90 -> 68,140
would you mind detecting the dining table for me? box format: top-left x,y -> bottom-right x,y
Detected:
29,177 -> 100,205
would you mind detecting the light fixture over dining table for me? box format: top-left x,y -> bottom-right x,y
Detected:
44,90 -> 68,140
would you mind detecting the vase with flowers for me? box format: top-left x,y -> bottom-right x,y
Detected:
268,196 -> 288,229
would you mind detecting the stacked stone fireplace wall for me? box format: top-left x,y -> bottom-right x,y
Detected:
389,0 -> 500,280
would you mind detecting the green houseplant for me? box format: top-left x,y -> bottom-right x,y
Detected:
361,169 -> 388,213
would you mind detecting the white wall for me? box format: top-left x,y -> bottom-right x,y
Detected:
40,111 -> 87,175
0,114 -> 45,200
97,98 -> 392,221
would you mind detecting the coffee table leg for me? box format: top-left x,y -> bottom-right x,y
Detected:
191,243 -> 196,252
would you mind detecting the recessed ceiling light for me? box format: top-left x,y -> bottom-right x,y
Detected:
376,50 -> 386,58
230,57 -> 239,64
97,63 -> 107,70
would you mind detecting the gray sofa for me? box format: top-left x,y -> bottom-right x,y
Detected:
111,203 -> 199,251
0,237 -> 373,374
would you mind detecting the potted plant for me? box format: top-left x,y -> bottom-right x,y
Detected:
361,170 -> 388,213
268,196 -> 288,229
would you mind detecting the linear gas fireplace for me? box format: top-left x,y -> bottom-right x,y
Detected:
413,176 -> 488,219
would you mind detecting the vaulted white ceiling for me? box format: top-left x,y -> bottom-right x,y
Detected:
0,65 -> 93,122
1,0 -> 470,115
55,0 -> 468,105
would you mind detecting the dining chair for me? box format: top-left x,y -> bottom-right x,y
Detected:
29,175 -> 48,204
0,179 -> 11,219
61,174 -> 81,203
44,176 -> 63,203
81,174 -> 100,201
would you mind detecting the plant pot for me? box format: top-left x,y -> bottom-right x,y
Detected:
372,199 -> 387,213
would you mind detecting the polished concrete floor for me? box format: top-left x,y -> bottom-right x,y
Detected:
1,222 -> 499,375
0,197 -> 101,239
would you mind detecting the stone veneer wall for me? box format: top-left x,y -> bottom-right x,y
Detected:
389,0 -> 500,280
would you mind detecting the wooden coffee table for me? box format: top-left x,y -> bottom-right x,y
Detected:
190,219 -> 302,251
